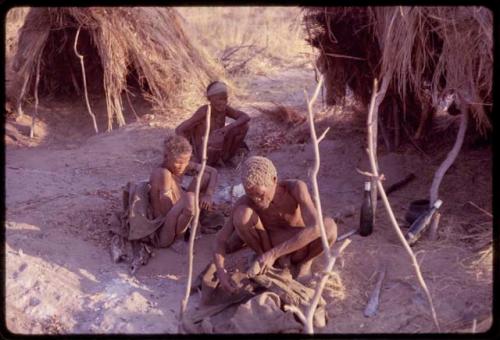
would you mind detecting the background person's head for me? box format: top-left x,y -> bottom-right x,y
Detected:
206,81 -> 228,112
241,156 -> 278,209
163,135 -> 192,175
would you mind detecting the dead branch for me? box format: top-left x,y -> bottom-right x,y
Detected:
74,25 -> 99,134
179,104 -> 211,330
30,53 -> 42,139
429,106 -> 468,206
366,78 -> 441,331
303,75 -> 330,257
466,201 -> 493,218
304,239 -> 351,334
288,75 -> 353,334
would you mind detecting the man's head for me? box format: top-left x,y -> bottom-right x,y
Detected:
241,156 -> 278,209
163,135 -> 192,176
206,81 -> 228,112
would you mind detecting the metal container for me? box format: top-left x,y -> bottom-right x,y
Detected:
405,199 -> 430,224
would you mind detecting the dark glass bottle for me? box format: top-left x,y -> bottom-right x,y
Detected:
359,181 -> 374,236
405,199 -> 442,245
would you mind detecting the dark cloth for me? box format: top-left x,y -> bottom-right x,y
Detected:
109,181 -> 166,274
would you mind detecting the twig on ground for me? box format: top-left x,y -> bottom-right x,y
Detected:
179,104 -> 211,331
466,201 -> 492,218
365,78 -> 441,331
429,212 -> 441,241
74,25 -> 99,134
30,53 -> 42,139
337,228 -> 358,241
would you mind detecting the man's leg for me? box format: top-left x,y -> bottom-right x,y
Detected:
232,204 -> 272,256
291,217 -> 338,280
156,192 -> 196,248
221,122 -> 250,162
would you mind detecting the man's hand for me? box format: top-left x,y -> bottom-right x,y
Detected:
250,250 -> 277,276
217,268 -> 238,293
200,193 -> 213,210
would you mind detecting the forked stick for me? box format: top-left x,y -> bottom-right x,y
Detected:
74,26 -> 99,134
179,104 -> 211,331
366,78 -> 440,331
285,75 -> 352,334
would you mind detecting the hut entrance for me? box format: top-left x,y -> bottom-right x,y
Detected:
39,25 -> 104,99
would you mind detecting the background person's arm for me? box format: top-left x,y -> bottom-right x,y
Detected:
221,107 -> 250,132
175,105 -> 207,138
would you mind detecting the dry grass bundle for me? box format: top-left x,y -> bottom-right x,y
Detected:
177,7 -> 311,75
8,7 -> 225,131
304,6 -> 492,137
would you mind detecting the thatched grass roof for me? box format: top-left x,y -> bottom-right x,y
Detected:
304,6 -> 492,136
8,7 -> 224,131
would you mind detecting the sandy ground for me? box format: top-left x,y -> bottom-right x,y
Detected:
5,59 -> 493,334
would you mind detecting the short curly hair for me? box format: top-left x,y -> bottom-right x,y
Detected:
164,135 -> 192,158
241,156 -> 277,188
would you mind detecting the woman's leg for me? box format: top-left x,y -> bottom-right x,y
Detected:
156,192 -> 196,248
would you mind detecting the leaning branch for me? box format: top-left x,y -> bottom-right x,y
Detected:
366,78 -> 440,331
288,75 -> 352,334
179,104 -> 211,330
429,106 -> 468,206
30,53 -> 42,139
74,26 -> 99,134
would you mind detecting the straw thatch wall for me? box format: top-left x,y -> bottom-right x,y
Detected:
8,7 -> 224,131
304,6 -> 492,137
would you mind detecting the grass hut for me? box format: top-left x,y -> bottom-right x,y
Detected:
7,7 -> 223,131
303,7 -> 493,141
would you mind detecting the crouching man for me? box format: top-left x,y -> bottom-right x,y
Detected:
213,156 -> 337,292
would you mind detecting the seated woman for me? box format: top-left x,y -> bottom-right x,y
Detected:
175,81 -> 250,166
149,135 -> 218,247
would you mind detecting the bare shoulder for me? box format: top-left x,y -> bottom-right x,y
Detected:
285,179 -> 310,199
232,195 -> 254,213
150,167 -> 173,183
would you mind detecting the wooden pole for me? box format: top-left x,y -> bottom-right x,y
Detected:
179,104 -> 211,331
366,78 -> 440,331
30,54 -> 42,139
74,26 -> 99,134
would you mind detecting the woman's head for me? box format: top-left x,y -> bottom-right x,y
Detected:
241,156 -> 278,209
206,81 -> 228,112
163,135 -> 192,175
